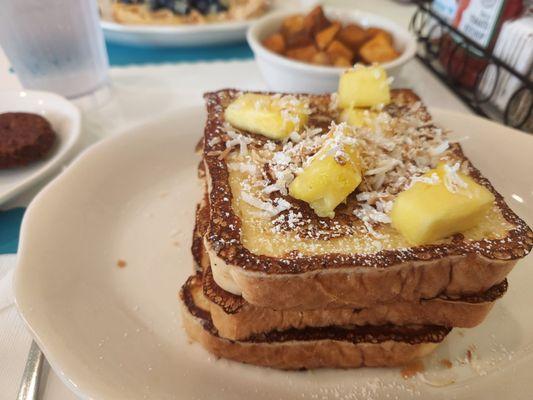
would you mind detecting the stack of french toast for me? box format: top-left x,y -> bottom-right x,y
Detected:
180,65 -> 532,370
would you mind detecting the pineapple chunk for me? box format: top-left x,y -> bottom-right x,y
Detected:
391,163 -> 495,245
289,126 -> 362,218
338,65 -> 391,108
340,108 -> 376,127
224,93 -> 308,140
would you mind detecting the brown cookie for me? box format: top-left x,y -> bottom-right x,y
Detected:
0,112 -> 56,169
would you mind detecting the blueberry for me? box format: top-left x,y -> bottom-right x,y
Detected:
148,0 -> 191,14
147,0 -> 168,11
146,0 -> 229,15
192,0 -> 228,15
118,0 -> 144,4
173,0 -> 192,14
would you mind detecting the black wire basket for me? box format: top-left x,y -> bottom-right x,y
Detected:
409,1 -> 532,133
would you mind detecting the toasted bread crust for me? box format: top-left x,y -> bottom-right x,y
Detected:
181,304 -> 439,369
180,275 -> 447,369
191,192 -> 210,273
204,265 -> 507,314
204,265 -> 505,340
200,89 -> 531,309
223,253 -> 515,309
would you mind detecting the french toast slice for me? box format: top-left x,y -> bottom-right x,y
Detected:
180,274 -> 450,369
202,89 -> 532,310
203,265 -> 505,341
192,196 -> 507,340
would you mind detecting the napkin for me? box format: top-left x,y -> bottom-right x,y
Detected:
479,16 -> 533,112
0,255 -> 32,400
0,265 -> 13,312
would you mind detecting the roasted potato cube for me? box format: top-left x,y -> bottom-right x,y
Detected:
359,33 -> 400,64
311,51 -> 331,65
281,15 -> 305,35
326,40 -> 354,64
334,56 -> 352,67
337,24 -> 369,51
303,5 -> 331,35
281,15 -> 313,48
366,27 -> 393,44
315,22 -> 341,50
286,29 -> 314,48
286,45 -> 318,62
263,33 -> 286,54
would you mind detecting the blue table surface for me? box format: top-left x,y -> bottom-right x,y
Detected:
0,40 -> 254,254
107,41 -> 253,65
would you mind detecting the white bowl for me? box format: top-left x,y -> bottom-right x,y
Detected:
247,7 -> 417,93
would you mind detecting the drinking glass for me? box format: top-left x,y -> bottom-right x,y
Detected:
0,0 -> 109,99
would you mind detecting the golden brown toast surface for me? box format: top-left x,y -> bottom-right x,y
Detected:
203,89 -> 532,275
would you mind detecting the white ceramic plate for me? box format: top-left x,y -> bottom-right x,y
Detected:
14,107 -> 533,400
0,91 -> 81,205
100,0 -> 299,47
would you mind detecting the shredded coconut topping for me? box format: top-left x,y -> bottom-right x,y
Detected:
317,122 -> 358,164
275,95 -> 312,131
225,127 -> 252,156
443,162 -> 468,193
227,162 -> 258,175
408,172 -> 440,189
208,137 -> 221,146
241,192 -> 291,217
329,93 -> 339,112
214,90 -> 458,239
429,140 -> 449,156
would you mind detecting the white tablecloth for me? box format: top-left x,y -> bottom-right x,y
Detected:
0,58 -> 471,400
